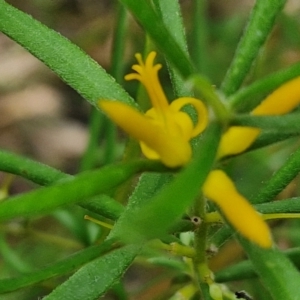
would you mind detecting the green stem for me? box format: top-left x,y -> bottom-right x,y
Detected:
221,0 -> 286,96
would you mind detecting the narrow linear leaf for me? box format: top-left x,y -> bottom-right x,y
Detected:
255,197 -> 300,214
153,0 -> 192,97
0,160 -> 160,221
119,0 -> 194,79
0,239 -> 117,294
0,149 -> 66,186
0,150 -> 124,220
249,131 -> 299,151
229,61 -> 300,111
237,238 -> 300,300
221,0 -> 286,96
232,113 -> 300,133
44,245 -> 139,300
252,147 -> 300,204
0,0 -> 134,107
215,247 -> 300,283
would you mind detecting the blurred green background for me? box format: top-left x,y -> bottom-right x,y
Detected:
1,1 -> 300,299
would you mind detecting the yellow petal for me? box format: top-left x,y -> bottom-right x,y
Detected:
99,100 -> 191,167
170,97 -> 208,138
144,107 -> 194,141
252,76 -> 300,115
218,77 -> 300,158
203,170 -> 272,248
125,52 -> 169,114
217,127 -> 260,158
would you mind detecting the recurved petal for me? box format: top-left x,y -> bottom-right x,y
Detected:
203,170 -> 272,248
170,97 -> 208,138
99,100 -> 192,167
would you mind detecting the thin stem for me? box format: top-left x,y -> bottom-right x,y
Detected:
192,194 -> 213,300
263,213 -> 300,221
84,215 -> 114,229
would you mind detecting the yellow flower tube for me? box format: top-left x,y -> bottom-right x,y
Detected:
203,170 -> 272,248
218,76 -> 300,158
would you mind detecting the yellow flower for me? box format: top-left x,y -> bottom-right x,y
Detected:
99,51 -> 208,168
203,170 -> 272,248
218,76 -> 300,158
208,77 -> 300,248
98,52 -> 276,248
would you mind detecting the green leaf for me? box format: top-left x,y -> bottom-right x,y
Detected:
229,62 -> 300,112
250,131 -> 299,151
116,124 -> 221,243
231,113 -> 300,133
252,147 -> 300,204
0,0 -> 134,107
0,149 -> 124,220
221,0 -> 286,96
43,245 -> 139,300
0,149 -> 66,186
255,197 -> 300,214
0,160 -> 160,221
215,247 -> 300,283
119,0 -> 194,79
0,239 -> 117,294
152,0 -> 192,97
237,238 -> 300,300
